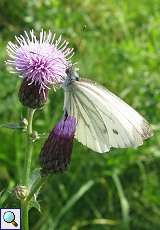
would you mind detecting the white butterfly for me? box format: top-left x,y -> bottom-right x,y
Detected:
63,67 -> 153,153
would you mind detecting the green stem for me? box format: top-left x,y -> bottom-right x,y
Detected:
24,109 -> 35,186
21,108 -> 35,230
21,200 -> 29,230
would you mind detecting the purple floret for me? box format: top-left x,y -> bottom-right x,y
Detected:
7,30 -> 74,92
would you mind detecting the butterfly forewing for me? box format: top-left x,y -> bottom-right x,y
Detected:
64,84 -> 110,152
64,79 -> 153,153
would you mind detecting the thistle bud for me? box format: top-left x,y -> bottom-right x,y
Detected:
19,117 -> 28,129
31,130 -> 39,142
19,79 -> 48,109
15,185 -> 29,200
40,116 -> 76,175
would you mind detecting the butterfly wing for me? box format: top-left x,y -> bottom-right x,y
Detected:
64,79 -> 153,153
64,82 -> 110,153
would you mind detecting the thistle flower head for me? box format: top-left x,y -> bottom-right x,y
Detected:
7,30 -> 74,108
7,29 -> 74,91
40,115 -> 76,175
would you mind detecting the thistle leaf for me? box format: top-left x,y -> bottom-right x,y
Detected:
0,123 -> 22,129
28,196 -> 41,213
29,168 -> 41,190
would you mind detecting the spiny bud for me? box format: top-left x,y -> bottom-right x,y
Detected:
15,185 -> 29,200
19,118 -> 28,130
19,79 -> 48,109
31,130 -> 40,142
40,116 -> 76,175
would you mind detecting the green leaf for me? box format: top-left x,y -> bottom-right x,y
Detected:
0,123 -> 22,129
71,218 -> 118,229
29,168 -> 41,191
54,180 -> 95,228
28,196 -> 41,213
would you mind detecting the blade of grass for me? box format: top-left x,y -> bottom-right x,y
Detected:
112,171 -> 130,229
71,218 -> 118,230
53,180 -> 95,229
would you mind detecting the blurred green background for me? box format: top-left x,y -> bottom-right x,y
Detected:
0,0 -> 159,229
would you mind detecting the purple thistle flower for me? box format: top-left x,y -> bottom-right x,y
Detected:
40,115 -> 76,174
7,30 -> 74,108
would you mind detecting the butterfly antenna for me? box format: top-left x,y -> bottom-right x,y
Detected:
78,24 -> 87,51
72,25 -> 87,71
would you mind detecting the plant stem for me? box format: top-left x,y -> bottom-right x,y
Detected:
21,200 -> 29,230
24,109 -> 35,186
21,108 -> 35,230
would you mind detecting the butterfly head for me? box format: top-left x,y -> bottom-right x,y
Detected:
63,66 -> 79,88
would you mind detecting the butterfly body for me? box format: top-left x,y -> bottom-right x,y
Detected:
63,67 -> 153,153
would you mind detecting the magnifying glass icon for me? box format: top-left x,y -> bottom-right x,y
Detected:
3,211 -> 18,227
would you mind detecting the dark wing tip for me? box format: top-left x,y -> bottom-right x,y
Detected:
141,120 -> 154,140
